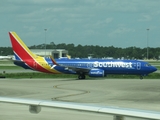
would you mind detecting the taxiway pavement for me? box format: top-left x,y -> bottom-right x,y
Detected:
0,78 -> 160,120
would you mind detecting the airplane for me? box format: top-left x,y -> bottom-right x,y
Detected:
8,32 -> 157,79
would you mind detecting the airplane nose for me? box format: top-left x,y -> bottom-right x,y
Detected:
152,66 -> 157,72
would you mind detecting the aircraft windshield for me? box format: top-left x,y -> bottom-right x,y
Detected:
145,63 -> 151,67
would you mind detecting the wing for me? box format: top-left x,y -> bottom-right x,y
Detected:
64,66 -> 91,73
0,97 -> 160,120
50,55 -> 91,73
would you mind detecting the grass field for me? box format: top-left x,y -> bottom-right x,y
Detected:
0,72 -> 159,79
0,66 -> 23,69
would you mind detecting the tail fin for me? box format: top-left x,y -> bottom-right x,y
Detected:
9,32 -> 37,61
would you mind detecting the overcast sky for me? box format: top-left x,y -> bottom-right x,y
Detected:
1,0 -> 160,48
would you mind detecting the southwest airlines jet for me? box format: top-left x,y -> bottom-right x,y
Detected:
9,32 -> 157,79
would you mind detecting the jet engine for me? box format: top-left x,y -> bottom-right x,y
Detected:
88,69 -> 105,77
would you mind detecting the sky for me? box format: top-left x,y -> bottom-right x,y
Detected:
1,0 -> 160,48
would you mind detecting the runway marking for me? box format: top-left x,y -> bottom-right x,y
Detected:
52,84 -> 90,102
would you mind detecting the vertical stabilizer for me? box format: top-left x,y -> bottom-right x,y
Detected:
9,32 -> 37,61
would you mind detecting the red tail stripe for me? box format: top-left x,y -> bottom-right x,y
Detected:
9,33 -> 33,61
9,32 -> 52,73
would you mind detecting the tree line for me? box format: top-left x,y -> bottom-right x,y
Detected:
1,43 -> 160,60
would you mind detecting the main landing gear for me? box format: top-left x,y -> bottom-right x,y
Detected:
78,73 -> 86,79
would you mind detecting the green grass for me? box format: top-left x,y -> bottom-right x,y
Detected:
0,72 -> 77,79
148,61 -> 160,64
0,72 -> 159,79
0,60 -> 14,64
107,73 -> 160,79
0,66 -> 23,69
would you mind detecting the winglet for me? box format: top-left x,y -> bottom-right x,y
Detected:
66,54 -> 71,59
9,32 -> 37,61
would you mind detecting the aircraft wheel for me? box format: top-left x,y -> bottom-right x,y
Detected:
78,74 -> 85,80
82,75 -> 85,79
78,75 -> 82,79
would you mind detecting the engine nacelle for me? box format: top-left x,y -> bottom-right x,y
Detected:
29,105 -> 41,114
88,69 -> 105,77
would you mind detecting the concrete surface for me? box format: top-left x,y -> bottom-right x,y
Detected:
0,78 -> 160,120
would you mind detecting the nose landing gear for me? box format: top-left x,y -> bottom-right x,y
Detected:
140,75 -> 143,80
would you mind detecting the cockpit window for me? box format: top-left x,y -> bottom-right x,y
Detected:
145,63 -> 151,67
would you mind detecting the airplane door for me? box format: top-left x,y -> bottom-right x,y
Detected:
137,62 -> 141,70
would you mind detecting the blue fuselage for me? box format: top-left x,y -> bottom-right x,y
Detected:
50,58 -> 157,76
14,58 -> 157,78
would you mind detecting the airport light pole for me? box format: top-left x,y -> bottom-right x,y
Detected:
44,29 -> 47,56
146,28 -> 149,60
